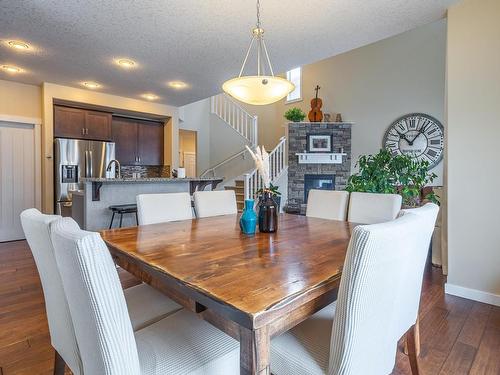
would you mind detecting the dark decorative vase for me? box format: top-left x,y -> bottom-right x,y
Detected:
258,192 -> 278,233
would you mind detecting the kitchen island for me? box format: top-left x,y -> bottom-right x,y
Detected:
72,177 -> 223,230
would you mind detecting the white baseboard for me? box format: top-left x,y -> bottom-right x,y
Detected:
445,283 -> 500,307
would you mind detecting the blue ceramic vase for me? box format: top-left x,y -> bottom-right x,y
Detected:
240,199 -> 257,235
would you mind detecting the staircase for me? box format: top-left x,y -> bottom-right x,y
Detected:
202,94 -> 288,211
210,93 -> 258,146
224,180 -> 245,211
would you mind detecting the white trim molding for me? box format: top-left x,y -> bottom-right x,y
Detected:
0,114 -> 42,126
445,283 -> 500,307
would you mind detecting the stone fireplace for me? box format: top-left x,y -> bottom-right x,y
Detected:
287,122 -> 352,214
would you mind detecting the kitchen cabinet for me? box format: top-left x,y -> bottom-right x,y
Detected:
137,120 -> 164,165
112,117 -> 164,166
54,105 -> 112,140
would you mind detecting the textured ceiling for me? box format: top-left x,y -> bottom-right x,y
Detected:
0,0 -> 457,106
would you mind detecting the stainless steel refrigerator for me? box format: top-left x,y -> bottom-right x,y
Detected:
54,138 -> 115,216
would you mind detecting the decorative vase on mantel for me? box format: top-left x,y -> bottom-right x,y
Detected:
240,199 -> 257,235
258,191 -> 278,233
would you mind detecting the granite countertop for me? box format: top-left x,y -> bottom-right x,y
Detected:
80,177 -> 223,183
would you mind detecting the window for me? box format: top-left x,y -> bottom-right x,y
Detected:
286,67 -> 302,103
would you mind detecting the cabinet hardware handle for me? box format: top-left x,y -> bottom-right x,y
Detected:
82,128 -> 85,135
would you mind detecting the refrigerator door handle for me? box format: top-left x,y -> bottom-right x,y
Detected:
89,150 -> 93,177
85,150 -> 90,177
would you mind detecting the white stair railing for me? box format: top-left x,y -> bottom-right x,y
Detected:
244,136 -> 287,200
200,148 -> 248,178
210,93 -> 258,146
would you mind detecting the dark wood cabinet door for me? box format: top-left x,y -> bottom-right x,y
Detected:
85,110 -> 112,140
54,106 -> 86,138
137,120 -> 164,165
112,117 -> 138,165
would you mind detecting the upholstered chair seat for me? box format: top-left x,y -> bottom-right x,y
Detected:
306,190 -> 349,221
271,204 -> 439,375
347,191 -> 402,224
20,209 -> 182,374
193,190 -> 238,218
50,217 -> 240,374
137,192 -> 193,225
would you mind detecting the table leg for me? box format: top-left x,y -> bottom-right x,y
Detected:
239,326 -> 270,375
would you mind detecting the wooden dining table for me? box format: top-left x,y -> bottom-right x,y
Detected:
101,213 -> 356,375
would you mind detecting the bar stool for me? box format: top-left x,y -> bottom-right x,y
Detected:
108,204 -> 138,229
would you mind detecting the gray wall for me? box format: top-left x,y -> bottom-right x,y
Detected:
260,19 -> 447,185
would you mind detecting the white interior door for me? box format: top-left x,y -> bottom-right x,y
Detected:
183,152 -> 196,177
0,121 -> 37,241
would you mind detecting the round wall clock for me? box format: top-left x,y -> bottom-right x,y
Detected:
383,113 -> 444,169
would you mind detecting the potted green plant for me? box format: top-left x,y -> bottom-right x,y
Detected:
284,107 -> 306,122
346,148 -> 439,207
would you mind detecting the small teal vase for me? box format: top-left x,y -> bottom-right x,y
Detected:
240,199 -> 257,235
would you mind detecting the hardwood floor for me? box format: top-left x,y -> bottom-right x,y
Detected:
0,240 -> 499,374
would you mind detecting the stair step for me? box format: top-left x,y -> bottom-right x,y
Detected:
225,186 -> 244,194
235,180 -> 244,187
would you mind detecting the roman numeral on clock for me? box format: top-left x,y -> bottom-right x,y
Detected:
426,149 -> 437,158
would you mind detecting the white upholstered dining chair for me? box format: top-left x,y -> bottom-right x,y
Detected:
271,203 -> 439,375
306,190 -> 349,221
347,191 -> 402,224
136,192 -> 193,225
20,209 -> 182,375
50,217 -> 240,375
193,190 -> 238,218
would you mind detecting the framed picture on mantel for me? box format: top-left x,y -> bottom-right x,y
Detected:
306,134 -> 333,153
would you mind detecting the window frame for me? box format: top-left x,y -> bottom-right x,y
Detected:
286,67 -> 303,104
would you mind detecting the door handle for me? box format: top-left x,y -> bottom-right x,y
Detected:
88,150 -> 93,177
85,150 -> 90,177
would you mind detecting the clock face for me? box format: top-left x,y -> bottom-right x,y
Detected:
383,113 -> 444,169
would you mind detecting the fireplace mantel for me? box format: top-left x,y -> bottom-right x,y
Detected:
296,152 -> 347,164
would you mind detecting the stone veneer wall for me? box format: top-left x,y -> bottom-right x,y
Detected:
287,122 -> 352,214
120,165 -> 170,178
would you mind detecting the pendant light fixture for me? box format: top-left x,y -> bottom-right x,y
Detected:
222,0 -> 295,105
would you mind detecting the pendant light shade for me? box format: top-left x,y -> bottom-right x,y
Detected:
223,2 -> 295,105
223,76 -> 294,106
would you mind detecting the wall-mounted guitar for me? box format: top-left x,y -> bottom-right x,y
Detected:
308,85 -> 323,122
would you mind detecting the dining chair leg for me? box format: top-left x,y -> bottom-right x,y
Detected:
404,317 -> 421,356
53,350 -> 66,375
406,324 -> 420,375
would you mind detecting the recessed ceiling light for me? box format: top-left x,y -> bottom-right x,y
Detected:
7,40 -> 30,50
116,58 -> 136,68
168,81 -> 188,89
82,81 -> 100,89
142,93 -> 159,101
1,65 -> 22,73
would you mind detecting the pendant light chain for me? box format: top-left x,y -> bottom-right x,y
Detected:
256,0 -> 261,29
